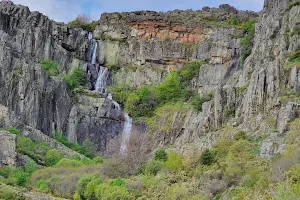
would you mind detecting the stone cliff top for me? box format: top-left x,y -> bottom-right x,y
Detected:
100,4 -> 259,25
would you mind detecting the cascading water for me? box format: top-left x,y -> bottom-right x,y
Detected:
89,34 -> 133,153
120,113 -> 133,154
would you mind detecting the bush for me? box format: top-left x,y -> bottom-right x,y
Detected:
95,183 -> 132,200
3,127 -> 21,135
234,131 -> 247,141
62,67 -> 87,90
54,131 -> 94,159
154,148 -> 168,161
200,149 -> 214,165
15,170 -> 29,186
41,58 -> 59,76
84,178 -> 103,199
45,149 -> 64,166
165,151 -> 184,172
153,72 -> 186,105
145,160 -> 164,175
68,14 -> 98,32
179,60 -> 207,85
125,86 -> 157,118
76,174 -> 99,198
36,179 -> 51,193
25,160 -> 38,174
92,156 -> 104,164
55,158 -> 84,168
192,94 -> 212,111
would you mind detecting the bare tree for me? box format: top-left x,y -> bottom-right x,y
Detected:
76,13 -> 91,24
102,128 -> 153,178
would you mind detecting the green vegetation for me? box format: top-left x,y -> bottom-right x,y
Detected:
62,67 -> 87,90
41,58 -> 59,76
109,60 -> 208,119
240,21 -> 256,63
68,14 -> 98,32
154,148 -> 168,161
54,131 -> 95,159
192,93 -> 213,111
289,1 -> 300,10
200,149 -> 214,165
45,149 -> 64,166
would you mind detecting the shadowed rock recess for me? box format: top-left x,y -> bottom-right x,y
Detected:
0,0 -> 300,198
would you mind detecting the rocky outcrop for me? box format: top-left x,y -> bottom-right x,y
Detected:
94,5 -> 258,90
0,1 -> 125,154
0,131 -> 17,166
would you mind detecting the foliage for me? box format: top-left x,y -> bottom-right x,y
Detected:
165,151 -> 184,172
54,131 -> 95,158
41,58 -> 59,76
95,182 -> 132,200
45,149 -> 64,166
192,93 -> 212,111
61,67 -> 87,90
76,174 -> 100,198
36,179 -> 51,193
68,14 -> 98,32
178,60 -> 207,85
125,85 -> 157,118
84,178 -> 103,199
55,158 -> 84,168
3,127 -> 21,135
145,160 -> 164,175
154,148 -> 168,161
239,20 -> 256,63
108,85 -> 133,107
200,149 -> 214,165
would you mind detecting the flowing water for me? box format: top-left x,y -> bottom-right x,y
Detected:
120,113 -> 133,154
89,37 -> 133,153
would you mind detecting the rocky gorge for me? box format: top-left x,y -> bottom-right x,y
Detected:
0,0 -> 300,199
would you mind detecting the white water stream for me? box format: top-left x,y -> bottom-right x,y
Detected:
89,34 -> 133,154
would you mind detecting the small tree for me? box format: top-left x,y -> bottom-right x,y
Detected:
154,148 -> 168,161
45,149 -> 64,166
200,149 -> 214,165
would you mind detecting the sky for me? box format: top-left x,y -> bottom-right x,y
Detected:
12,0 -> 264,23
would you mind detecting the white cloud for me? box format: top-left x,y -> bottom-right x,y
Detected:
11,0 -> 264,23
12,0 -> 87,22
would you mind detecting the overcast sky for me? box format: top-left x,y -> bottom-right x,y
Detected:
12,0 -> 264,23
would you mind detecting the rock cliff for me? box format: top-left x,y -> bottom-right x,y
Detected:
0,0 -> 299,159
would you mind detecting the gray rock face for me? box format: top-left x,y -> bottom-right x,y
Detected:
0,131 -> 17,166
0,2 -> 125,154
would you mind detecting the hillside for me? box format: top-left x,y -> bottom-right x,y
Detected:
0,0 -> 300,199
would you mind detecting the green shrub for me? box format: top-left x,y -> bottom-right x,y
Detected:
154,148 -> 168,161
14,169 -> 29,186
110,178 -> 126,186
55,158 -> 84,168
153,72 -> 187,105
289,50 -> 300,62
91,156 -> 104,164
18,137 -> 36,152
200,149 -> 214,165
76,174 -> 99,198
125,86 -> 157,118
84,178 -> 103,199
45,149 -> 64,166
25,160 -> 38,174
95,183 -> 132,200
179,60 -> 207,85
68,15 -> 98,32
109,85 -> 133,107
234,131 -> 247,141
62,67 -> 87,90
145,160 -> 164,175
54,131 -> 94,159
165,151 -> 184,172
192,94 -> 212,111
36,179 -> 51,193
41,58 -> 59,76
3,127 -> 21,135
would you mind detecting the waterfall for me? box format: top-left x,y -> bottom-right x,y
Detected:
91,40 -> 97,65
95,66 -> 109,91
120,113 -> 133,154
89,37 -> 133,154
88,32 -> 93,40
